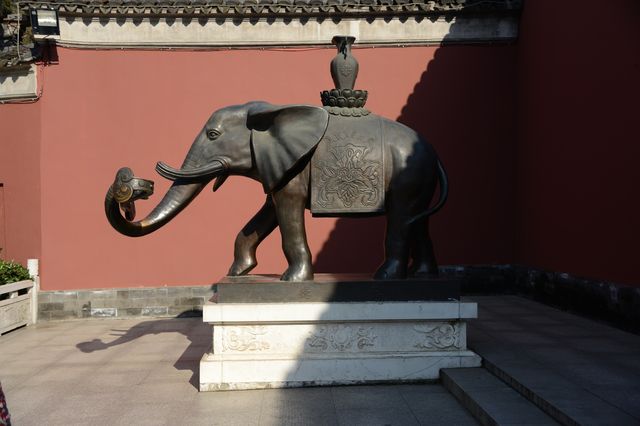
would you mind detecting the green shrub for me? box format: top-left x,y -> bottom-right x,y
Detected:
0,0 -> 14,19
0,259 -> 31,285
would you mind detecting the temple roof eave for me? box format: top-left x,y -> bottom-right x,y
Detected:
20,0 -> 522,17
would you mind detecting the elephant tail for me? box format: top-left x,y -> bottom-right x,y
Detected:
406,157 -> 449,226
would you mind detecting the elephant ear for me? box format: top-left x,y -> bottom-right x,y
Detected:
248,103 -> 329,193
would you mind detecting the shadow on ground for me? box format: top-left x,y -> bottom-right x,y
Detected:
76,317 -> 210,389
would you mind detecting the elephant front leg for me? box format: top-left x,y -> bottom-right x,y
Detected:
272,175 -> 313,282
228,196 -> 278,276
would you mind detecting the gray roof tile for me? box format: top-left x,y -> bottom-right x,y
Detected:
21,0 -> 521,15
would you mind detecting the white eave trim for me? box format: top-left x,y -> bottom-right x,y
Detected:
54,14 -> 519,49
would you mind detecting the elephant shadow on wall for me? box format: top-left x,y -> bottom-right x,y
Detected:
311,51 -> 456,274
313,216 -> 385,273
315,43 -> 519,271
311,124 -> 443,274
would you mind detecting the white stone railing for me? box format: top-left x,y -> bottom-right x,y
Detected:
0,280 -> 36,335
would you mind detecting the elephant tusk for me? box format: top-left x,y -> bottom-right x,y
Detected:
155,160 -> 227,181
212,175 -> 228,192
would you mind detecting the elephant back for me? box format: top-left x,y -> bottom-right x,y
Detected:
310,113 -> 385,216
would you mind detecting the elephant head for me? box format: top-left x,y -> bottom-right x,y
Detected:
105,102 -> 329,237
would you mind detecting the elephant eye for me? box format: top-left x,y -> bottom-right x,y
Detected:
207,129 -> 221,140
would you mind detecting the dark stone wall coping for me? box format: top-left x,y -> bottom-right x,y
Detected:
37,285 -> 214,321
36,267 -> 640,334
441,264 -> 640,334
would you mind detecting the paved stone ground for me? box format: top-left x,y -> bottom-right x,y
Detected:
0,317 -> 478,426
467,295 -> 640,425
3,295 -> 639,426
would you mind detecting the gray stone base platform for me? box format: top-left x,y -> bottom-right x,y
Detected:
200,275 -> 479,391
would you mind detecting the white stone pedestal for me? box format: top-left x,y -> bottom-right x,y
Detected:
199,300 -> 481,391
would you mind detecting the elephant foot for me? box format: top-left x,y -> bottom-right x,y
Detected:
374,259 -> 408,280
228,257 -> 257,276
280,264 -> 313,282
408,262 -> 439,278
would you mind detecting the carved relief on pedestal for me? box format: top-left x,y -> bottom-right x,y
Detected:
413,323 -> 461,350
306,325 -> 377,352
221,326 -> 270,352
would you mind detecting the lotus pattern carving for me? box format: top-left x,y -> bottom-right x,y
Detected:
315,142 -> 380,208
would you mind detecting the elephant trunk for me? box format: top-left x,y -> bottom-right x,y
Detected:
105,174 -> 206,238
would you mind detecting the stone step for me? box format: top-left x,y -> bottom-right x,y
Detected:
479,357 -> 640,426
466,296 -> 640,425
441,367 -> 560,426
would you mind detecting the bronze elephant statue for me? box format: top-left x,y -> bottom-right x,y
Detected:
105,101 -> 448,281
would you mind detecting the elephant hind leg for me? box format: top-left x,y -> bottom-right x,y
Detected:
375,160 -> 436,280
228,195 -> 278,276
408,218 -> 439,277
374,193 -> 412,280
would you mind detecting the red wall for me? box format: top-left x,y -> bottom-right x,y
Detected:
14,44 -> 515,290
5,2 -> 636,290
515,0 -> 640,285
0,102 -> 42,265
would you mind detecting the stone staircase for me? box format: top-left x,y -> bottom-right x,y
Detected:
442,367 -> 559,426
441,295 -> 640,426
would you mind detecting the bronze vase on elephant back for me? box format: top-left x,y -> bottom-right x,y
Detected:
330,36 -> 358,90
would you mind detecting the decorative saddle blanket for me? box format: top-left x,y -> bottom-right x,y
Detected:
310,113 -> 385,215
